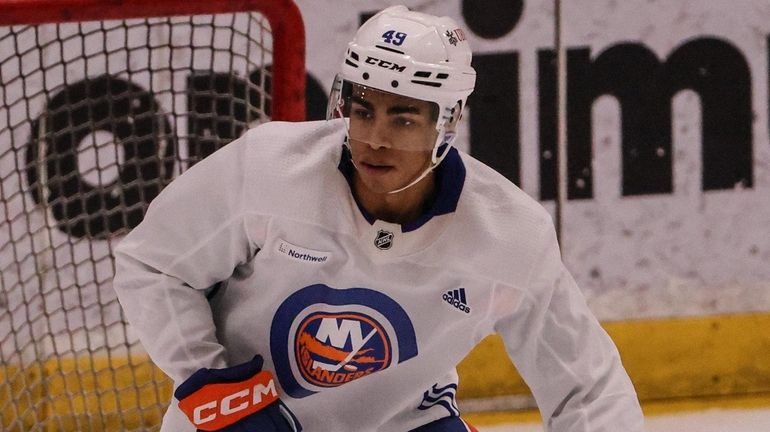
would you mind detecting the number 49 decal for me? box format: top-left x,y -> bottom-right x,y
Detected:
382,30 -> 407,46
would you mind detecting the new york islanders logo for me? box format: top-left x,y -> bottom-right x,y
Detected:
270,284 -> 417,398
295,311 -> 391,387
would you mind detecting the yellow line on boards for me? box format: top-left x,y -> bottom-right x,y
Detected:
641,392 -> 770,417
464,393 -> 770,426
457,312 -> 770,402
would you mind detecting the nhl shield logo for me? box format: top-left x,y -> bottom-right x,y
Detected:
374,229 -> 394,250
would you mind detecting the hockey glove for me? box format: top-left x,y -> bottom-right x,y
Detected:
175,355 -> 302,432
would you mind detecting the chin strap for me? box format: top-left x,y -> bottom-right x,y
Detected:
385,128 -> 455,194
385,142 -> 451,195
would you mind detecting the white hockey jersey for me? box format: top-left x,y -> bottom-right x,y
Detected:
113,119 -> 644,431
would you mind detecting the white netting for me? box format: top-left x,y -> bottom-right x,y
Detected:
0,10 -> 276,431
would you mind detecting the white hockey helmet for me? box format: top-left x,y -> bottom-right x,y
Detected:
328,5 -> 476,179
342,5 -> 475,117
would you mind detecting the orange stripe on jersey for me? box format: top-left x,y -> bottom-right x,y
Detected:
177,370 -> 279,431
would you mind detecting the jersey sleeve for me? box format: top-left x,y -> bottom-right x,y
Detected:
495,220 -> 644,432
113,133 -> 262,383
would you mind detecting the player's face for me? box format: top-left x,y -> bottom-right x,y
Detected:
347,85 -> 438,194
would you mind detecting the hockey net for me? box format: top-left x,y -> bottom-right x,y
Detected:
0,0 -> 304,430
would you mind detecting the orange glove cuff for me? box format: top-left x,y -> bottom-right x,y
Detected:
177,370 -> 280,431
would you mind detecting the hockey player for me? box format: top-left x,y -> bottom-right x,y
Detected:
113,5 -> 644,431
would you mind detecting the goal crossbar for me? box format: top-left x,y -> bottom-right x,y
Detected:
0,0 -> 306,121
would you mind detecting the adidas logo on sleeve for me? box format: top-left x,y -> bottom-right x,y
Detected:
442,288 -> 471,314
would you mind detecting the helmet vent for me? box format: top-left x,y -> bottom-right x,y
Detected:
411,80 -> 442,88
345,59 -> 358,68
414,71 -> 431,78
436,73 -> 449,79
350,51 -> 360,61
375,44 -> 405,55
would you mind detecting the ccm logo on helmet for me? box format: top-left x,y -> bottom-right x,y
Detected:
178,371 -> 279,430
365,56 -> 406,72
